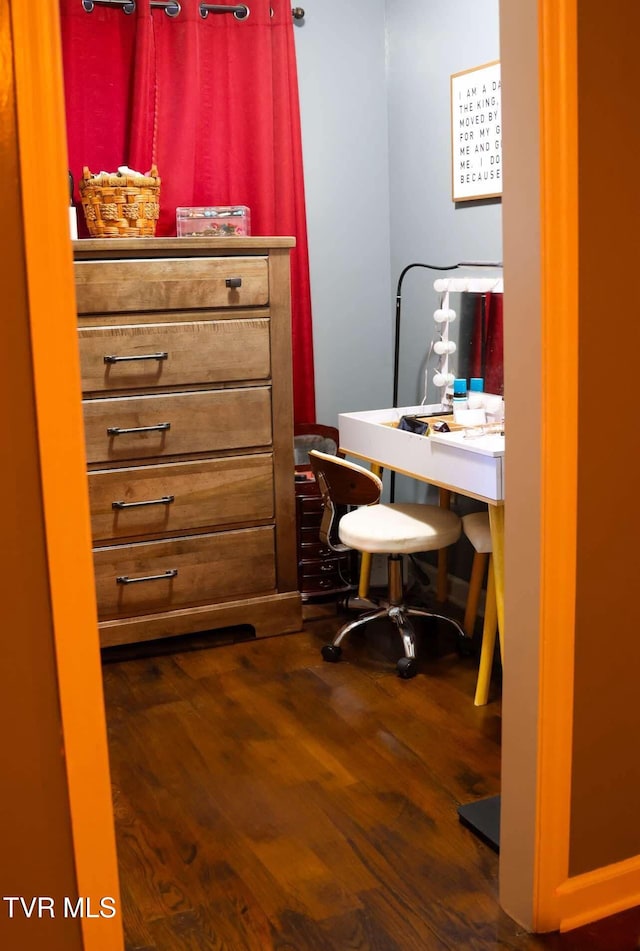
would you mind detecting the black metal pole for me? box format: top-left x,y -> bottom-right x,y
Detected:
390,262 -> 462,501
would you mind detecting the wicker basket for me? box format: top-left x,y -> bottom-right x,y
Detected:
79,166 -> 161,238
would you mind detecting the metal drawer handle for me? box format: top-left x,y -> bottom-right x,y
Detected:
112,495 -> 175,510
107,422 -> 171,436
116,569 -> 178,585
225,277 -> 242,289
104,352 -> 168,364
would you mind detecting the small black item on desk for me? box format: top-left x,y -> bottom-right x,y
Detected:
432,420 -> 450,433
398,415 -> 429,436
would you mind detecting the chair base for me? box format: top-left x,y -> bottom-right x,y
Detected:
339,593 -> 381,614
321,554 -> 468,679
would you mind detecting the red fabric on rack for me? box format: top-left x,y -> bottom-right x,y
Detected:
469,292 -> 504,395
59,0 -> 316,422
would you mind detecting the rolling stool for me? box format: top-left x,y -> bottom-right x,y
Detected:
309,450 -> 468,679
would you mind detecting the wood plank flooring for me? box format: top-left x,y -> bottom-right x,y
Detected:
102,611 -> 640,950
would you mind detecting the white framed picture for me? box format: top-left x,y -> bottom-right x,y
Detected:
451,60 -> 502,202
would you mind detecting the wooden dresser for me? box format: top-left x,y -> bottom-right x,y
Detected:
73,237 -> 302,648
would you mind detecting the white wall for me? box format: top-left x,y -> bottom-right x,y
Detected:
295,0 -> 501,431
386,0 -> 502,412
294,1 -> 392,428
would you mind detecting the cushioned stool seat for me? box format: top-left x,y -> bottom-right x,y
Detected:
340,503 -> 462,554
462,511 -> 493,554
309,450 -> 468,679
462,511 -> 492,637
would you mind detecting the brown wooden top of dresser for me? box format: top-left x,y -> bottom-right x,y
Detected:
73,237 -> 296,260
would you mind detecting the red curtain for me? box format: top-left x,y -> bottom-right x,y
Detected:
469,292 -> 504,395
60,0 -> 316,422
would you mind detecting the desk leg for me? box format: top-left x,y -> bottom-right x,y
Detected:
358,554 -> 372,599
437,489 -> 452,602
474,558 -> 498,706
357,464 -> 383,599
488,504 -> 505,654
458,505 -> 505,846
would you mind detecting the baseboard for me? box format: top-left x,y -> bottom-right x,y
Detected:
413,562 -> 484,615
556,853 -> 640,931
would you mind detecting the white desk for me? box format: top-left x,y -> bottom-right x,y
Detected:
339,404 -> 504,503
338,404 -> 505,660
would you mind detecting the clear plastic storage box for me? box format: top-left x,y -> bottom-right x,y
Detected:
176,205 -> 251,237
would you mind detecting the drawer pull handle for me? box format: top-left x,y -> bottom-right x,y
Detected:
103,352 -> 169,364
112,495 -> 175,510
225,277 -> 242,289
116,569 -> 178,585
107,422 -> 171,436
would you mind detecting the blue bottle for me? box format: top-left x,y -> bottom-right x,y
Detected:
452,378 -> 468,410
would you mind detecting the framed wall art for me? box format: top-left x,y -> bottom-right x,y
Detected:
451,60 -> 502,202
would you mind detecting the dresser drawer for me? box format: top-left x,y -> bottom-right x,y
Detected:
297,495 -> 324,528
299,536 -> 335,560
89,454 -> 274,542
83,387 -> 272,464
299,553 -> 351,578
298,558 -> 353,595
78,319 -> 271,392
94,527 -> 276,620
75,256 -> 269,314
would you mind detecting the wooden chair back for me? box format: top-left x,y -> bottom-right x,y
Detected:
308,450 -> 382,551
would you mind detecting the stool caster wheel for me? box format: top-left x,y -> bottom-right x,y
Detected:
396,657 -> 418,679
321,644 -> 342,663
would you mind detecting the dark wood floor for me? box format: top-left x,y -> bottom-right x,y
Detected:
102,608 -> 640,951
